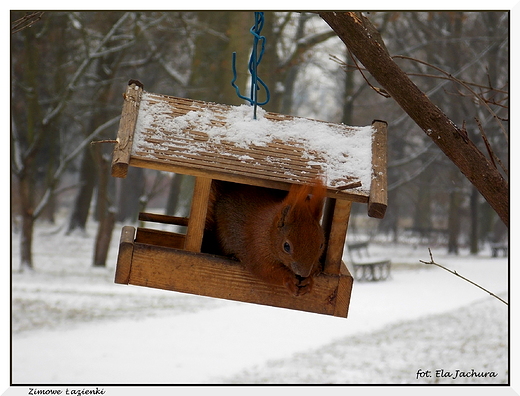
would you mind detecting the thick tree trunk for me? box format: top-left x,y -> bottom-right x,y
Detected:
92,143 -> 116,267
165,174 -> 184,216
19,176 -> 34,270
67,146 -> 97,233
469,187 -> 480,254
319,12 -> 508,227
448,188 -> 461,254
414,178 -> 432,233
341,49 -> 356,125
93,208 -> 116,267
188,11 -> 250,105
15,26 -> 39,270
116,166 -> 144,222
447,167 -> 462,254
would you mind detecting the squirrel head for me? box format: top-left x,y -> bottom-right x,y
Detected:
271,179 -> 326,278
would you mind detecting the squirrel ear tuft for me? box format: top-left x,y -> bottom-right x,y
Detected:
309,179 -> 326,219
277,204 -> 291,228
283,178 -> 326,219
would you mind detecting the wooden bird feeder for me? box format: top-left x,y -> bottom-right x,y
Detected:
111,80 -> 388,318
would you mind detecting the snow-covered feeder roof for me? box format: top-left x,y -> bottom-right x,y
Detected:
112,81 -> 387,218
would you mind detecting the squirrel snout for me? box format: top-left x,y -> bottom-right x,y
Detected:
290,262 -> 313,278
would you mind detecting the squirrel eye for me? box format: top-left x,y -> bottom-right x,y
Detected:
283,241 -> 292,254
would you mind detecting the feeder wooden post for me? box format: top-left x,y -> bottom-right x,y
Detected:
322,198 -> 352,275
111,80 -> 143,178
184,177 -> 212,252
114,226 -> 135,284
368,120 -> 388,219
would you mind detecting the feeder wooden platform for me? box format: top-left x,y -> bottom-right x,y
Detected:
111,80 -> 388,318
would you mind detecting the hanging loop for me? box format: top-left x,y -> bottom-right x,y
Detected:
231,12 -> 271,119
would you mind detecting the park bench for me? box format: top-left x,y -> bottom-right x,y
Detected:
347,241 -> 391,282
404,227 -> 449,245
490,242 -> 508,257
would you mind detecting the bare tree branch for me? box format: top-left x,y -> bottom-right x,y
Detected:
347,47 -> 390,98
319,11 -> 509,227
331,54 -> 509,96
387,152 -> 441,191
278,29 -> 338,73
475,117 -> 508,176
33,116 -> 120,218
420,248 -> 508,306
393,54 -> 508,141
11,12 -> 45,34
42,12 -> 132,126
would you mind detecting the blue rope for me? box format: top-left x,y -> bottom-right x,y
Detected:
231,12 -> 270,119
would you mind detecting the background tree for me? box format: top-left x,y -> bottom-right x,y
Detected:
318,12 -> 507,249
11,11 -> 508,271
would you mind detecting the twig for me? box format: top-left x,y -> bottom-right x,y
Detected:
91,139 -> 118,145
11,11 -> 45,34
475,117 -> 508,176
42,12 -> 132,126
393,54 -> 508,142
329,54 -> 509,96
32,116 -> 120,219
344,49 -> 391,99
420,248 -> 508,306
335,181 -> 362,190
476,118 -> 496,168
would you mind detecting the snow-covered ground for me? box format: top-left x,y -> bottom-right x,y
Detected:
7,217 -> 512,390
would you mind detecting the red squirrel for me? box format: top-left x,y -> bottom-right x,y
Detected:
205,179 -> 326,296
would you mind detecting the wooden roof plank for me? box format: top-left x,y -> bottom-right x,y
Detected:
111,81 -> 388,215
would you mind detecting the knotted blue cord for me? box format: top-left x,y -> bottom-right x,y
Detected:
231,12 -> 271,119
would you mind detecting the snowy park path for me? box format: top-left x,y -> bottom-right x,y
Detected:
11,241 -> 509,384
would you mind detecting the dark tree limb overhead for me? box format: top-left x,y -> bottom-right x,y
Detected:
319,12 -> 508,227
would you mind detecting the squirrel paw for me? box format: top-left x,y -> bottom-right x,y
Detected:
296,275 -> 313,296
283,274 -> 313,296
